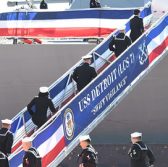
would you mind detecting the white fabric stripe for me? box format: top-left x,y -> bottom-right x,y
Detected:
37,125 -> 64,157
0,18 -> 128,29
13,118 -> 33,145
147,26 -> 168,54
0,14 -> 151,29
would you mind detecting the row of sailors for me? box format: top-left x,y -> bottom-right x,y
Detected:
0,120 -> 155,167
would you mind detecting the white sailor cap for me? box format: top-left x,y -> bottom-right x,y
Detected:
22,137 -> 33,143
79,135 -> 91,142
82,54 -> 92,60
39,86 -> 49,93
1,119 -> 12,125
118,25 -> 126,31
131,132 -> 142,138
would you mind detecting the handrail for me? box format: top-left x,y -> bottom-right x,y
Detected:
13,116 -> 22,139
58,73 -> 73,109
93,51 -> 111,64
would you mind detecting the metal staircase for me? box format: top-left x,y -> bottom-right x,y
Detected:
8,7 -> 168,167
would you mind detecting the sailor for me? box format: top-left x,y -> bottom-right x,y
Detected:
109,25 -> 131,58
130,9 -> 144,42
78,135 -> 98,167
72,55 -> 97,92
90,0 -> 101,8
0,119 -> 13,156
128,132 -> 155,167
0,151 -> 9,167
22,137 -> 42,167
27,87 -> 56,128
40,0 -> 48,9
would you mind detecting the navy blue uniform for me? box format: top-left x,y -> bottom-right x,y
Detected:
0,128 -> 13,156
40,0 -> 48,9
78,145 -> 98,167
0,151 -> 9,167
109,32 -> 131,57
27,93 -> 56,128
72,63 -> 97,91
128,141 -> 155,167
130,16 -> 144,42
23,147 -> 41,167
90,0 -> 101,8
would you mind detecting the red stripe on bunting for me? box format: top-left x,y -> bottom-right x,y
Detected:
11,141 -> 22,153
0,27 -> 114,38
42,137 -> 66,167
149,36 -> 168,63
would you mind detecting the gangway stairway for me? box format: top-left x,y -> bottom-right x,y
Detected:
9,3 -> 152,154
9,10 -> 168,167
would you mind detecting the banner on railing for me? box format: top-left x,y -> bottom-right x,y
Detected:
62,36 -> 149,144
10,114 -> 66,167
147,15 -> 168,63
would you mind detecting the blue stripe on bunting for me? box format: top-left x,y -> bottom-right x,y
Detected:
23,110 -> 31,123
11,117 -> 23,133
140,5 -> 152,18
49,75 -> 69,99
146,15 -> 168,45
0,9 -> 138,21
9,150 -> 24,167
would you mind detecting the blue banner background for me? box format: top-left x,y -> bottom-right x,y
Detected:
63,36 -> 149,145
